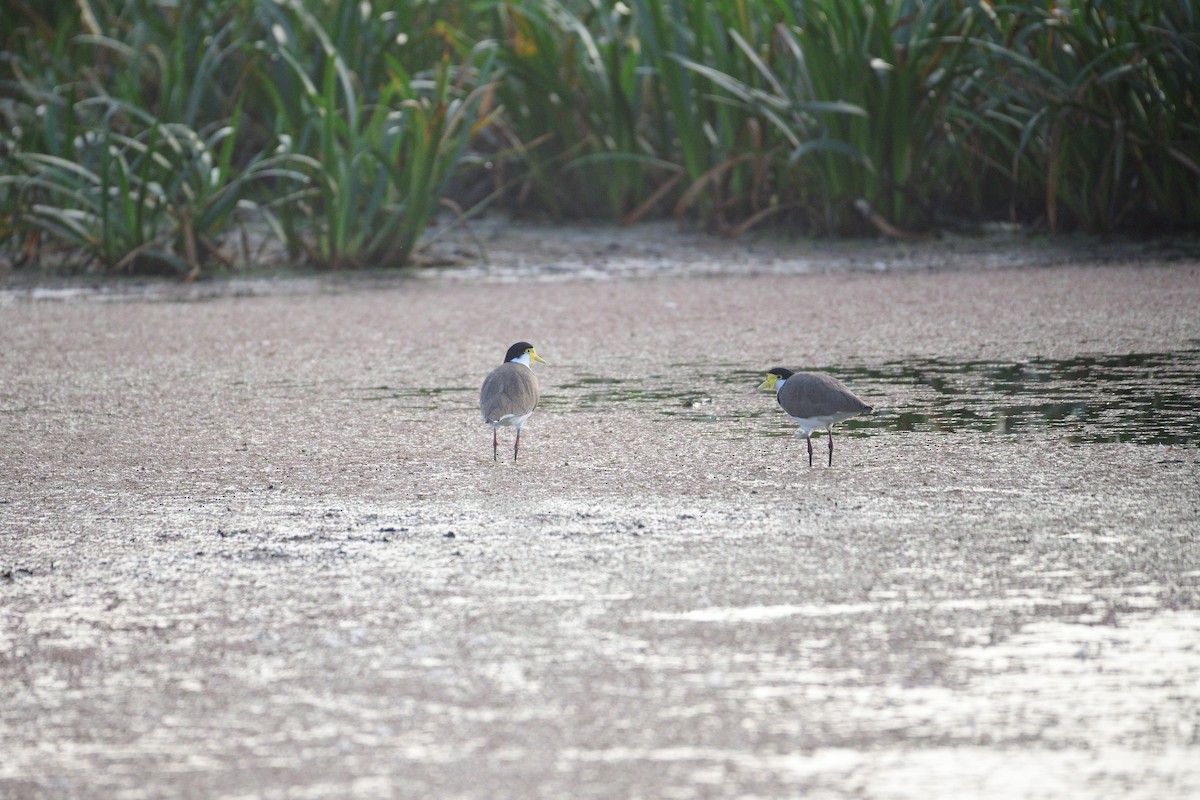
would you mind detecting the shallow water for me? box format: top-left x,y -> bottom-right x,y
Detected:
859,348 -> 1200,445
356,348 -> 1200,446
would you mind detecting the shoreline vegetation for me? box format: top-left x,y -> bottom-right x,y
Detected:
1,1 -> 1197,278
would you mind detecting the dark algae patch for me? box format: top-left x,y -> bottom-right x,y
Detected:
855,349 -> 1200,445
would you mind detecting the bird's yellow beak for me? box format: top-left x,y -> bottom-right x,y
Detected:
758,374 -> 778,390
530,349 -> 547,365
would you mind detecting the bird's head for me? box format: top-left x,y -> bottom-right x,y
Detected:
505,341 -> 547,366
758,367 -> 793,390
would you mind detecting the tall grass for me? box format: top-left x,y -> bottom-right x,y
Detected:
490,0 -> 1199,234
492,0 -> 986,234
1,0 -> 500,273
1,107 -> 306,276
488,0 -> 678,219
2,0 -> 1197,275
776,0 -> 981,233
254,1 -> 499,268
954,0 -> 1200,232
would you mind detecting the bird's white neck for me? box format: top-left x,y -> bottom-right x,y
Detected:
774,378 -> 787,396
511,353 -> 532,367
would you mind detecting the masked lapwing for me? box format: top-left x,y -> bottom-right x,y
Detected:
759,367 -> 872,467
480,342 -> 546,462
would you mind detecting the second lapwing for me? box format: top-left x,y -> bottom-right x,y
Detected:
759,368 -> 872,467
480,341 -> 546,462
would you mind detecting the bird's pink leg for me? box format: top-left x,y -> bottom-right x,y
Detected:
513,429 -> 521,462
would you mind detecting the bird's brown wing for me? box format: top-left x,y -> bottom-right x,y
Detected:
780,372 -> 871,418
480,363 -> 540,423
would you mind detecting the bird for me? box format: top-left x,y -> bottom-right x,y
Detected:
480,341 -> 546,462
759,367 -> 872,467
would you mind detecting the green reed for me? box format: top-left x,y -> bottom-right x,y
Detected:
1,1 -> 1196,275
954,0 -> 1200,232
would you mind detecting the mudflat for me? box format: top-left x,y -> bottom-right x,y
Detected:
2,226 -> 1199,798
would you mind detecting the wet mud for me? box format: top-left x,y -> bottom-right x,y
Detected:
2,224 -> 1199,798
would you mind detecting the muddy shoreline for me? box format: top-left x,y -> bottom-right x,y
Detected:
2,224 -> 1199,798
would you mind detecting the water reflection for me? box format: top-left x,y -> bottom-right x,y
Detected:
847,350 -> 1200,445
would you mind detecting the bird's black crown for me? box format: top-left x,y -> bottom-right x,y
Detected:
768,367 -> 794,379
505,341 -> 535,362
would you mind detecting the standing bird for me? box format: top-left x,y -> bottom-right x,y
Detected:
480,342 -> 546,462
759,367 -> 872,467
